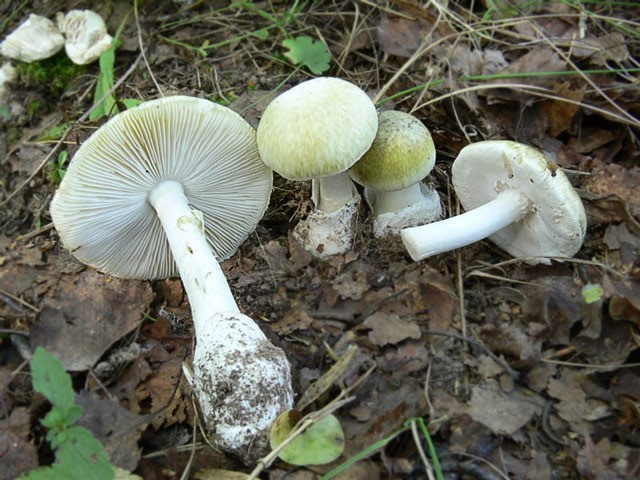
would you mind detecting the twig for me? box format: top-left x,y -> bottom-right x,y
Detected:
134,0 -> 163,97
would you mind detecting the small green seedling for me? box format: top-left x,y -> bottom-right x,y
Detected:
582,283 -> 605,304
270,409 -> 345,465
38,124 -> 70,142
47,150 -> 69,185
19,347 -> 114,480
282,35 -> 331,74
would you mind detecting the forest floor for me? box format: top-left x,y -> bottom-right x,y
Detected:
1,1 -> 640,479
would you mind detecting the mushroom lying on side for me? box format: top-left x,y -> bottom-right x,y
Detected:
0,14 -> 64,63
348,110 -> 442,237
57,10 -> 113,65
50,96 -> 293,462
401,140 -> 586,264
257,77 -> 378,258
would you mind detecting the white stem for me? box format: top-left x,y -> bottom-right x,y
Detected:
313,171 -> 357,213
148,180 -> 239,330
367,183 -> 425,216
401,189 -> 530,261
148,180 -> 293,461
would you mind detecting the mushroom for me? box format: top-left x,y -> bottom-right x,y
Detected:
348,110 -> 442,237
0,14 -> 64,63
401,140 -> 586,264
56,10 -> 113,65
50,95 -> 293,462
256,77 -> 378,258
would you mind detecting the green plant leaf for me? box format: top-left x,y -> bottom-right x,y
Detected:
55,426 -> 114,480
270,410 -> 345,465
20,426 -> 114,480
90,45 -> 118,121
282,35 -> 331,74
120,98 -> 144,110
31,347 -> 76,411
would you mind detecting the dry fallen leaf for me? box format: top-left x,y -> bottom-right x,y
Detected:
30,270 -> 153,371
468,379 -> 544,436
0,407 -> 38,480
363,312 -> 421,347
75,391 -> 147,472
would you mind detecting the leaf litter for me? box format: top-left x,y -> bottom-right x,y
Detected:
1,0 -> 640,478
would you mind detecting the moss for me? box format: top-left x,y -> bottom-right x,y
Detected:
16,53 -> 86,95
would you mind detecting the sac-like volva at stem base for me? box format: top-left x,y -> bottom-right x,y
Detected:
149,180 -> 294,461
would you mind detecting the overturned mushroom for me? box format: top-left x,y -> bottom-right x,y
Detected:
401,140 -> 586,264
0,14 -> 64,63
50,96 -> 293,462
57,10 -> 113,65
257,77 -> 378,258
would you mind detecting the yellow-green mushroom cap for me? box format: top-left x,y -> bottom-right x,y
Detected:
256,77 -> 378,180
349,110 -> 436,192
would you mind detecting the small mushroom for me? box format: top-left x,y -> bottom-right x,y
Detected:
0,14 -> 64,63
349,110 -> 442,237
50,96 -> 293,462
57,10 -> 113,65
401,140 -> 586,264
257,77 -> 378,258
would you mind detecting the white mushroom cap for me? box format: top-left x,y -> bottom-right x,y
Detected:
51,95 -> 273,279
57,10 -> 113,65
0,14 -> 64,63
452,141 -> 586,260
349,110 -> 436,192
256,77 -> 378,180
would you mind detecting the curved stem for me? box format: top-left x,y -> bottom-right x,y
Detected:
401,189 -> 530,261
149,180 -> 239,331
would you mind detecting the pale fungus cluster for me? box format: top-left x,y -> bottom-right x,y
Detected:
0,10 -> 112,65
47,74 -> 587,463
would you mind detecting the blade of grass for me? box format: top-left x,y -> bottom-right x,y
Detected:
319,424 -> 411,480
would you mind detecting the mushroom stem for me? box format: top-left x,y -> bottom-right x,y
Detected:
313,171 -> 358,213
149,180 -> 293,459
401,188 -> 531,261
366,182 -> 426,216
149,180 -> 239,326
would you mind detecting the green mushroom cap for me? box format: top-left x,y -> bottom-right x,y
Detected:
349,110 -> 436,192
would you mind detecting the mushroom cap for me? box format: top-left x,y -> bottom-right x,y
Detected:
452,140 -> 586,261
0,14 -> 64,63
50,95 -> 273,280
256,77 -> 378,180
57,10 -> 113,65
349,110 -> 436,192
